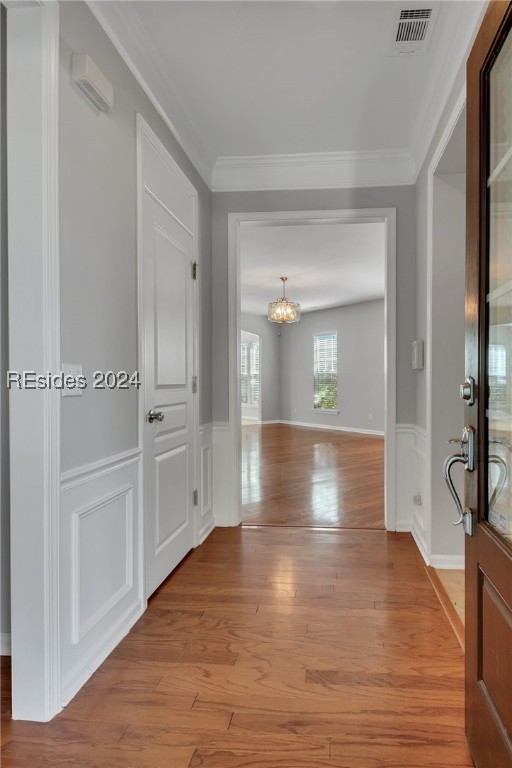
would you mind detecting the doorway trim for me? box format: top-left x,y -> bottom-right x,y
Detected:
227,208 -> 397,530
7,1 -> 61,721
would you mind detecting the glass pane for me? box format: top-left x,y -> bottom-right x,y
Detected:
313,333 -> 338,410
487,30 -> 512,541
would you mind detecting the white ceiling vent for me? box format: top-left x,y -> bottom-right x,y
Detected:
390,5 -> 439,56
71,54 -> 113,112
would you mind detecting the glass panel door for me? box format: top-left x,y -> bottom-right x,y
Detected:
487,29 -> 512,542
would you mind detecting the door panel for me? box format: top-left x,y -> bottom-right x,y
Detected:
155,445 -> 188,547
143,189 -> 195,599
155,229 -> 188,386
466,3 -> 512,766
481,578 -> 512,738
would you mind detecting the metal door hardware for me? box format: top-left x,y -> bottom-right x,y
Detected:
460,376 -> 476,406
147,409 -> 164,423
443,425 -> 475,536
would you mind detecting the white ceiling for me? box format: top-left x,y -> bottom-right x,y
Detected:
89,1 -> 486,189
240,221 -> 386,315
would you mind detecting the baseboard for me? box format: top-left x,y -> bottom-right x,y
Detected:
411,525 -> 429,566
395,522 -> 412,533
60,598 -> 144,707
429,553 -> 465,569
411,526 -> 465,569
425,566 -> 464,650
0,633 -> 11,655
279,420 -> 384,436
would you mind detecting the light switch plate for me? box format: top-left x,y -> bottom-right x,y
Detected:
61,363 -> 83,397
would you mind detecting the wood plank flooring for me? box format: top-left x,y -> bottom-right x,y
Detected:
242,423 -> 384,528
1,527 -> 472,767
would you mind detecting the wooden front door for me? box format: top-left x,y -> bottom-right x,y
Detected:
466,3 -> 512,765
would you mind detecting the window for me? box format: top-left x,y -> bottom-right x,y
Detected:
313,332 -> 338,410
489,343 -> 507,406
241,340 -> 260,405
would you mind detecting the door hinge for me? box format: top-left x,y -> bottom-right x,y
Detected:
192,261 -> 197,280
192,375 -> 198,394
193,489 -> 198,506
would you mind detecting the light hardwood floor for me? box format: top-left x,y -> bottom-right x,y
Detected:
1,527 -> 471,767
242,423 -> 385,528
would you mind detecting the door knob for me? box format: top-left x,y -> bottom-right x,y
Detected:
147,409 -> 164,424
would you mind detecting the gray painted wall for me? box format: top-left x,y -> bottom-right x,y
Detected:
0,5 -> 10,639
59,2 -> 212,473
241,313 -> 281,422
212,187 -> 416,426
415,63 -> 466,430
280,300 -> 385,432
430,173 -> 466,558
60,3 -> 212,470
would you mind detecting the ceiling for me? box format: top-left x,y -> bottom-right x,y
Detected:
240,221 -> 386,315
89,1 -> 485,190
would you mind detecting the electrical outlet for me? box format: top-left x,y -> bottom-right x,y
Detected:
413,493 -> 423,506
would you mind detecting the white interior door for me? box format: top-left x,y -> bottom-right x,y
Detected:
140,119 -> 197,598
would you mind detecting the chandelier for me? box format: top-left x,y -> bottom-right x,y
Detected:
267,276 -> 301,324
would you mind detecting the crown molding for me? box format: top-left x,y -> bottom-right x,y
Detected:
212,149 -> 416,192
86,0 -> 487,194
86,1 -> 214,189
410,0 -> 488,180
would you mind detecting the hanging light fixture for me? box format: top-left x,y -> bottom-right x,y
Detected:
268,276 -> 301,324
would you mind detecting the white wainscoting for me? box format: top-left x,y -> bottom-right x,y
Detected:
198,424 -> 215,543
395,424 -> 428,536
59,449 -> 144,707
212,422 -> 234,527
408,425 -> 464,569
411,426 -> 429,558
395,424 -> 415,532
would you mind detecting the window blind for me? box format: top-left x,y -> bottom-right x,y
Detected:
313,332 -> 338,410
241,340 -> 260,406
489,343 -> 507,406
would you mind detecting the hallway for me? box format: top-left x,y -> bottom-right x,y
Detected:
242,424 -> 385,528
1,527 -> 470,767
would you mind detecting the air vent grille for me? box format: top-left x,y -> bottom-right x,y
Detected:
396,10 -> 431,43
390,6 -> 438,55
76,78 -> 111,112
400,9 -> 432,20
71,53 -> 113,112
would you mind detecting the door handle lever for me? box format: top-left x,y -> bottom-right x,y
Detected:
443,453 -> 468,526
443,426 -> 475,536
